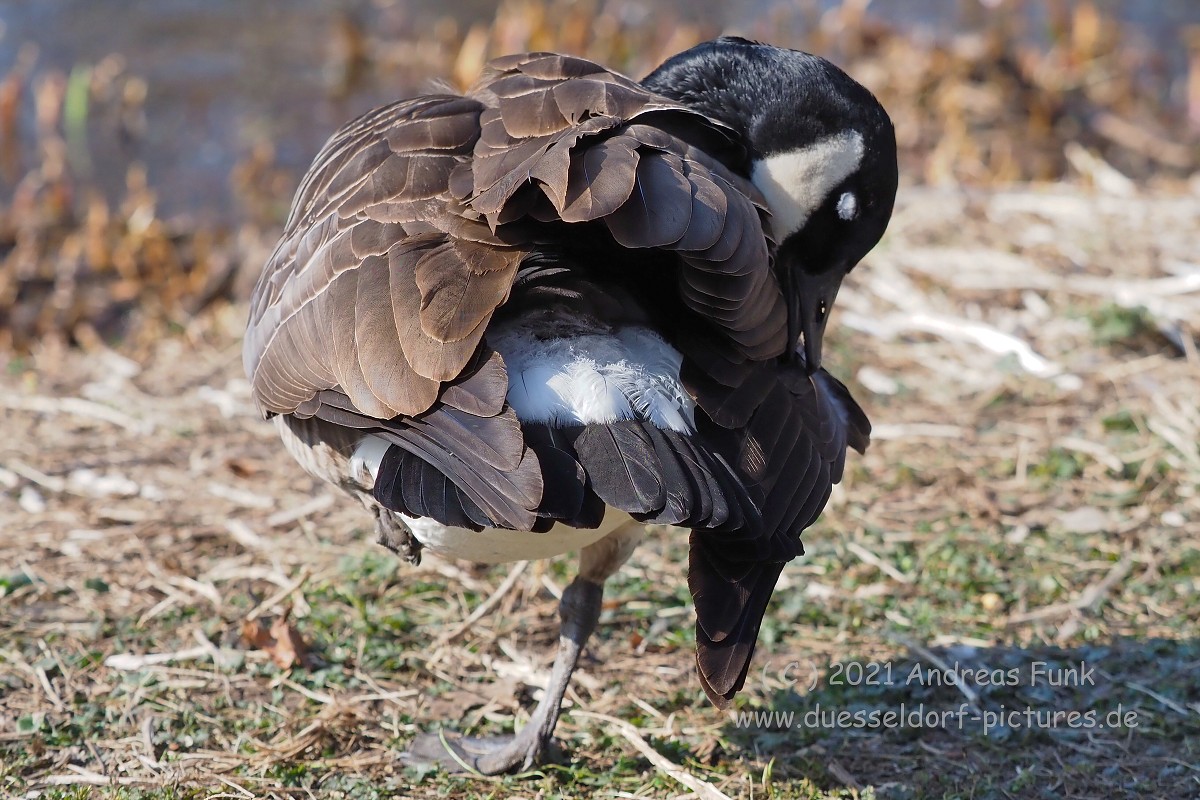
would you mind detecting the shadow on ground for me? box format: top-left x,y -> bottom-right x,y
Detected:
731,639 -> 1200,799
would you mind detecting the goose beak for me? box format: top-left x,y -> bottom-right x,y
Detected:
787,267 -> 846,375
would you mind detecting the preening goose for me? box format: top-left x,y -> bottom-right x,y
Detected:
244,36 -> 896,773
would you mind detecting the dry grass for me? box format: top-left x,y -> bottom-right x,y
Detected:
2,1 -> 1200,797
2,182 -> 1198,799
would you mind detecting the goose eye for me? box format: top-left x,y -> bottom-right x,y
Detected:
836,192 -> 858,221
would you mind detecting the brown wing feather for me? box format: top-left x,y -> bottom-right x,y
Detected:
325,268 -> 394,419
353,255 -> 436,417
604,149 -> 693,248
415,239 -> 522,344
387,236 -> 497,386
461,55 -> 787,361
245,95 -> 487,418
555,137 -> 641,222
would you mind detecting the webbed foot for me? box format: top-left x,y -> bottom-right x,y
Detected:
400,524 -> 644,776
402,729 -> 561,774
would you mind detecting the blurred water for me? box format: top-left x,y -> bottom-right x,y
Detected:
0,0 -> 1196,219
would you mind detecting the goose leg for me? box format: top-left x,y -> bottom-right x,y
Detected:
404,520 -> 645,774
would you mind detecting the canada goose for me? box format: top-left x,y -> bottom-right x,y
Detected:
244,37 -> 896,773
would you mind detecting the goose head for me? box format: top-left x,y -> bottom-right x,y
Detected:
642,37 -> 898,373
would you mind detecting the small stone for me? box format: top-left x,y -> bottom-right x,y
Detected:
1161,511 -> 1185,528
67,469 -> 140,498
1058,506 -> 1109,534
19,486 -> 46,514
980,592 -> 1004,613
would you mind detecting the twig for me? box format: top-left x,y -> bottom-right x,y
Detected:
846,541 -> 913,584
1117,679 -> 1194,717
540,573 -> 564,600
1057,436 -> 1125,473
105,645 -> 213,671
0,465 -> 19,489
908,313 -> 1061,377
1147,415 -> 1200,469
1004,554 -> 1136,626
39,767 -> 145,787
1,394 -> 152,433
212,774 -> 256,799
841,309 -> 1067,379
244,568 -> 311,621
891,636 -> 982,715
1092,112 -> 1195,168
421,560 -> 493,593
826,758 -> 862,789
871,423 -> 969,440
104,630 -> 239,672
572,710 -> 732,800
266,494 -> 334,527
1073,555 -> 1137,610
223,519 -> 273,551
280,677 -> 335,705
34,665 -> 67,711
141,715 -> 158,765
208,482 -> 275,509
6,460 -> 66,492
435,560 -> 529,646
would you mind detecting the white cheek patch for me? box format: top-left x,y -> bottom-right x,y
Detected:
750,131 -> 865,238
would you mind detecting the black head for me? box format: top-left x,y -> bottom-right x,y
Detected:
644,37 -> 898,372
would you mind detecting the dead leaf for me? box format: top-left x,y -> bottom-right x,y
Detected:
225,458 -> 261,479
240,612 -> 313,669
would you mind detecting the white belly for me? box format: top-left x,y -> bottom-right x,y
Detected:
402,508 -> 637,563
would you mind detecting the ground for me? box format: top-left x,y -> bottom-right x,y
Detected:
2,184 -> 1199,799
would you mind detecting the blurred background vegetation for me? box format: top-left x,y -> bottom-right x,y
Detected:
1,0 -> 1197,354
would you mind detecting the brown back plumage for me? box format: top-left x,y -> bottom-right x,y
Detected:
244,50 -> 869,708
244,52 -> 789,423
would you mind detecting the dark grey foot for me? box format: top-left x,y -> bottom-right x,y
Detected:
401,576 -> 608,775
374,507 -> 422,565
402,729 -> 561,775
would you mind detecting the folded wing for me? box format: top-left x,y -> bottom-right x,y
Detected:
244,53 -> 869,707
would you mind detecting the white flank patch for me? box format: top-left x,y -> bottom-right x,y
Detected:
490,324 -> 696,433
349,434 -> 390,487
402,508 -> 635,563
342,325 -> 694,563
750,131 -> 865,238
